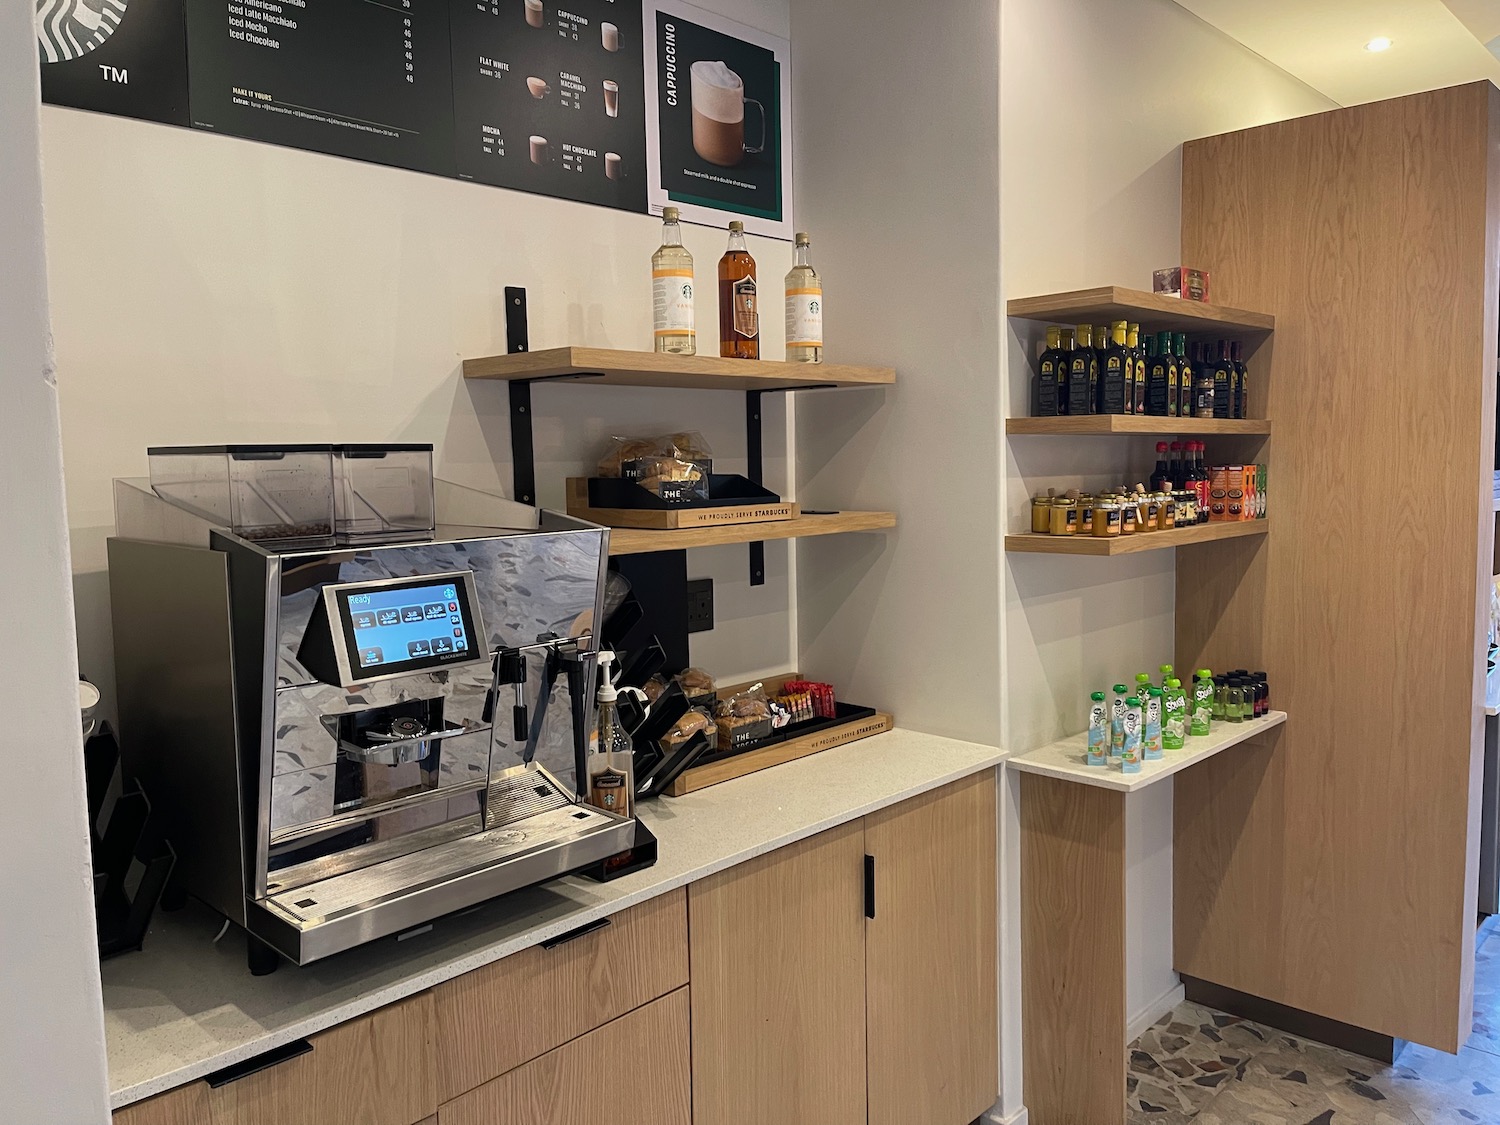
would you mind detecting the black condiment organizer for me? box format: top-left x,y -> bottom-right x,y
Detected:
84,723 -> 176,958
586,474 -> 783,510
692,702 -> 879,769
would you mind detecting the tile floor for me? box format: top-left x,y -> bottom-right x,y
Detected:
1126,919 -> 1500,1124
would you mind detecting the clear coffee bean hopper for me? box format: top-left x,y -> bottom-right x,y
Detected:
147,445 -> 336,544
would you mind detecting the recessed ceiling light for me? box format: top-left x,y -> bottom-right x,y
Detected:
1365,36 -> 1393,52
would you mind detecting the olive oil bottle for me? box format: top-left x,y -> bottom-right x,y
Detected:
1033,326 -> 1064,416
1231,340 -> 1248,418
1212,340 -> 1233,418
1175,333 -> 1193,419
1147,330 -> 1173,416
1069,325 -> 1095,416
1128,323 -> 1146,415
1097,320 -> 1129,414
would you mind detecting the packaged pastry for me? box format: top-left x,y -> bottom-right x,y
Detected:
640,674 -> 669,705
674,667 -> 717,707
714,685 -> 773,752
660,707 -> 714,752
597,432 -> 713,502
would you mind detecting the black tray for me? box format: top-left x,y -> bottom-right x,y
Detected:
694,702 -> 879,769
587,474 -> 783,510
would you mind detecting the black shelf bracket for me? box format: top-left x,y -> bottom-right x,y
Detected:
744,384 -> 835,586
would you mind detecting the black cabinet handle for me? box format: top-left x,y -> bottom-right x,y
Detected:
864,854 -> 876,919
540,916 -> 612,950
204,1039 -> 313,1088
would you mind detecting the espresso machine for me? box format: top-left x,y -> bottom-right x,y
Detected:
108,446 -> 633,970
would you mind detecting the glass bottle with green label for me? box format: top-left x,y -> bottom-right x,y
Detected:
1191,669 -> 1214,736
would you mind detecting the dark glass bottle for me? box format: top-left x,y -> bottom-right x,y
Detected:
1146,330 -> 1172,416
1231,340 -> 1248,419
1150,442 -> 1171,492
1186,340 -> 1204,419
1212,340 -> 1233,418
1033,325 -> 1063,416
1068,326 -> 1093,416
1128,323 -> 1147,415
1097,321 -> 1129,415
1170,337 -> 1194,426
1168,440 -> 1183,488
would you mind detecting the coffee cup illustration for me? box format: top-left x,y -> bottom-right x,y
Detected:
690,61 -> 765,168
529,135 -> 551,165
605,152 -> 622,180
603,79 -> 619,118
524,0 -> 543,28
601,21 -> 620,51
526,76 -> 550,99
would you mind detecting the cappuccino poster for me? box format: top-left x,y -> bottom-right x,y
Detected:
641,0 -> 792,239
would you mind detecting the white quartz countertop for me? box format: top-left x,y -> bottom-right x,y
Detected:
102,727 -> 1003,1109
1005,711 -> 1285,793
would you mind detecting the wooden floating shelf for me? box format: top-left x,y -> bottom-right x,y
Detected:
1006,711 -> 1286,793
1007,416 -> 1272,436
463,346 -> 895,391
1005,520 -> 1268,556
608,511 -> 896,555
1006,286 -> 1275,334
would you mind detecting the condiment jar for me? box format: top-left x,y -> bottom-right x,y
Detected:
1078,494 -> 1096,534
1160,492 -> 1176,530
1143,493 -> 1160,532
1121,499 -> 1138,535
1049,496 -> 1078,536
1094,500 -> 1121,537
1032,491 -> 1053,534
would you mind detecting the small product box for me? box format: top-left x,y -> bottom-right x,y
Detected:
1209,466 -> 1232,522
1257,463 -> 1268,518
1152,266 -> 1211,302
1242,465 -> 1257,521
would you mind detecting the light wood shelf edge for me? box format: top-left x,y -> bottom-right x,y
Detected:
608,511 -> 896,555
1007,711 -> 1286,793
1006,285 -> 1275,332
1005,521 -> 1268,556
1006,416 -> 1272,436
462,346 -> 894,390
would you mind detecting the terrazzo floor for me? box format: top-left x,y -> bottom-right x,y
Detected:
1126,919 -> 1500,1124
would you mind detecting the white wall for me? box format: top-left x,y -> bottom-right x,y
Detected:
0,2 -> 111,1120
41,0 -> 795,721
998,0 -> 1335,1065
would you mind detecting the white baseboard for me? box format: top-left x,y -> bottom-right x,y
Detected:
981,1107 -> 1027,1125
1127,980 -> 1187,1044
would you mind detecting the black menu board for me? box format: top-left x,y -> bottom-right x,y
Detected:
449,0 -> 645,211
184,0 -> 457,175
39,0 -> 191,125
38,0 -> 650,214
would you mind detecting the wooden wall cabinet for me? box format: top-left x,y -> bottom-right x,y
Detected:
689,773 -> 999,1125
1176,80 -> 1500,1053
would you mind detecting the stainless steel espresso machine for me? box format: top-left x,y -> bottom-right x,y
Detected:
108,445 -> 632,971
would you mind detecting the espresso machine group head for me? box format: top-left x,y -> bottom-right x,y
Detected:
108,459 -> 632,970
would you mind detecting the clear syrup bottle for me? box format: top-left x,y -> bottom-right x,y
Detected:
652,207 -> 696,355
784,231 -> 823,364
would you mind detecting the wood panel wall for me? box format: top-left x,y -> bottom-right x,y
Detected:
1175,81 -> 1500,1051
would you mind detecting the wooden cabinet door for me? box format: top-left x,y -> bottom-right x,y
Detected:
866,771 -> 999,1125
688,821 -> 867,1125
438,989 -> 691,1125
114,1084 -> 211,1125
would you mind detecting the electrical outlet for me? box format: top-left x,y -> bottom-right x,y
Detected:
686,578 -> 715,634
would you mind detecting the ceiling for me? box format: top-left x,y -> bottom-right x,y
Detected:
1174,0 -> 1500,106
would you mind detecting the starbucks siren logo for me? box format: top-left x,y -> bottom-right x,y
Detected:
37,0 -> 128,63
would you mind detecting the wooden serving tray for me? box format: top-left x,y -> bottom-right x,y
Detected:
665,710 -> 894,796
566,478 -> 799,530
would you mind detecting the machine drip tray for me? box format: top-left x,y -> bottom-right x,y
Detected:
261,801 -> 630,932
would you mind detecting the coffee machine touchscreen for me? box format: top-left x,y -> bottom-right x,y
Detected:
331,572 -> 486,679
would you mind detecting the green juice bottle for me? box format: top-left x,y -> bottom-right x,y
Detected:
1162,678 -> 1187,749
1191,669 -> 1214,736
1159,663 -> 1175,690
